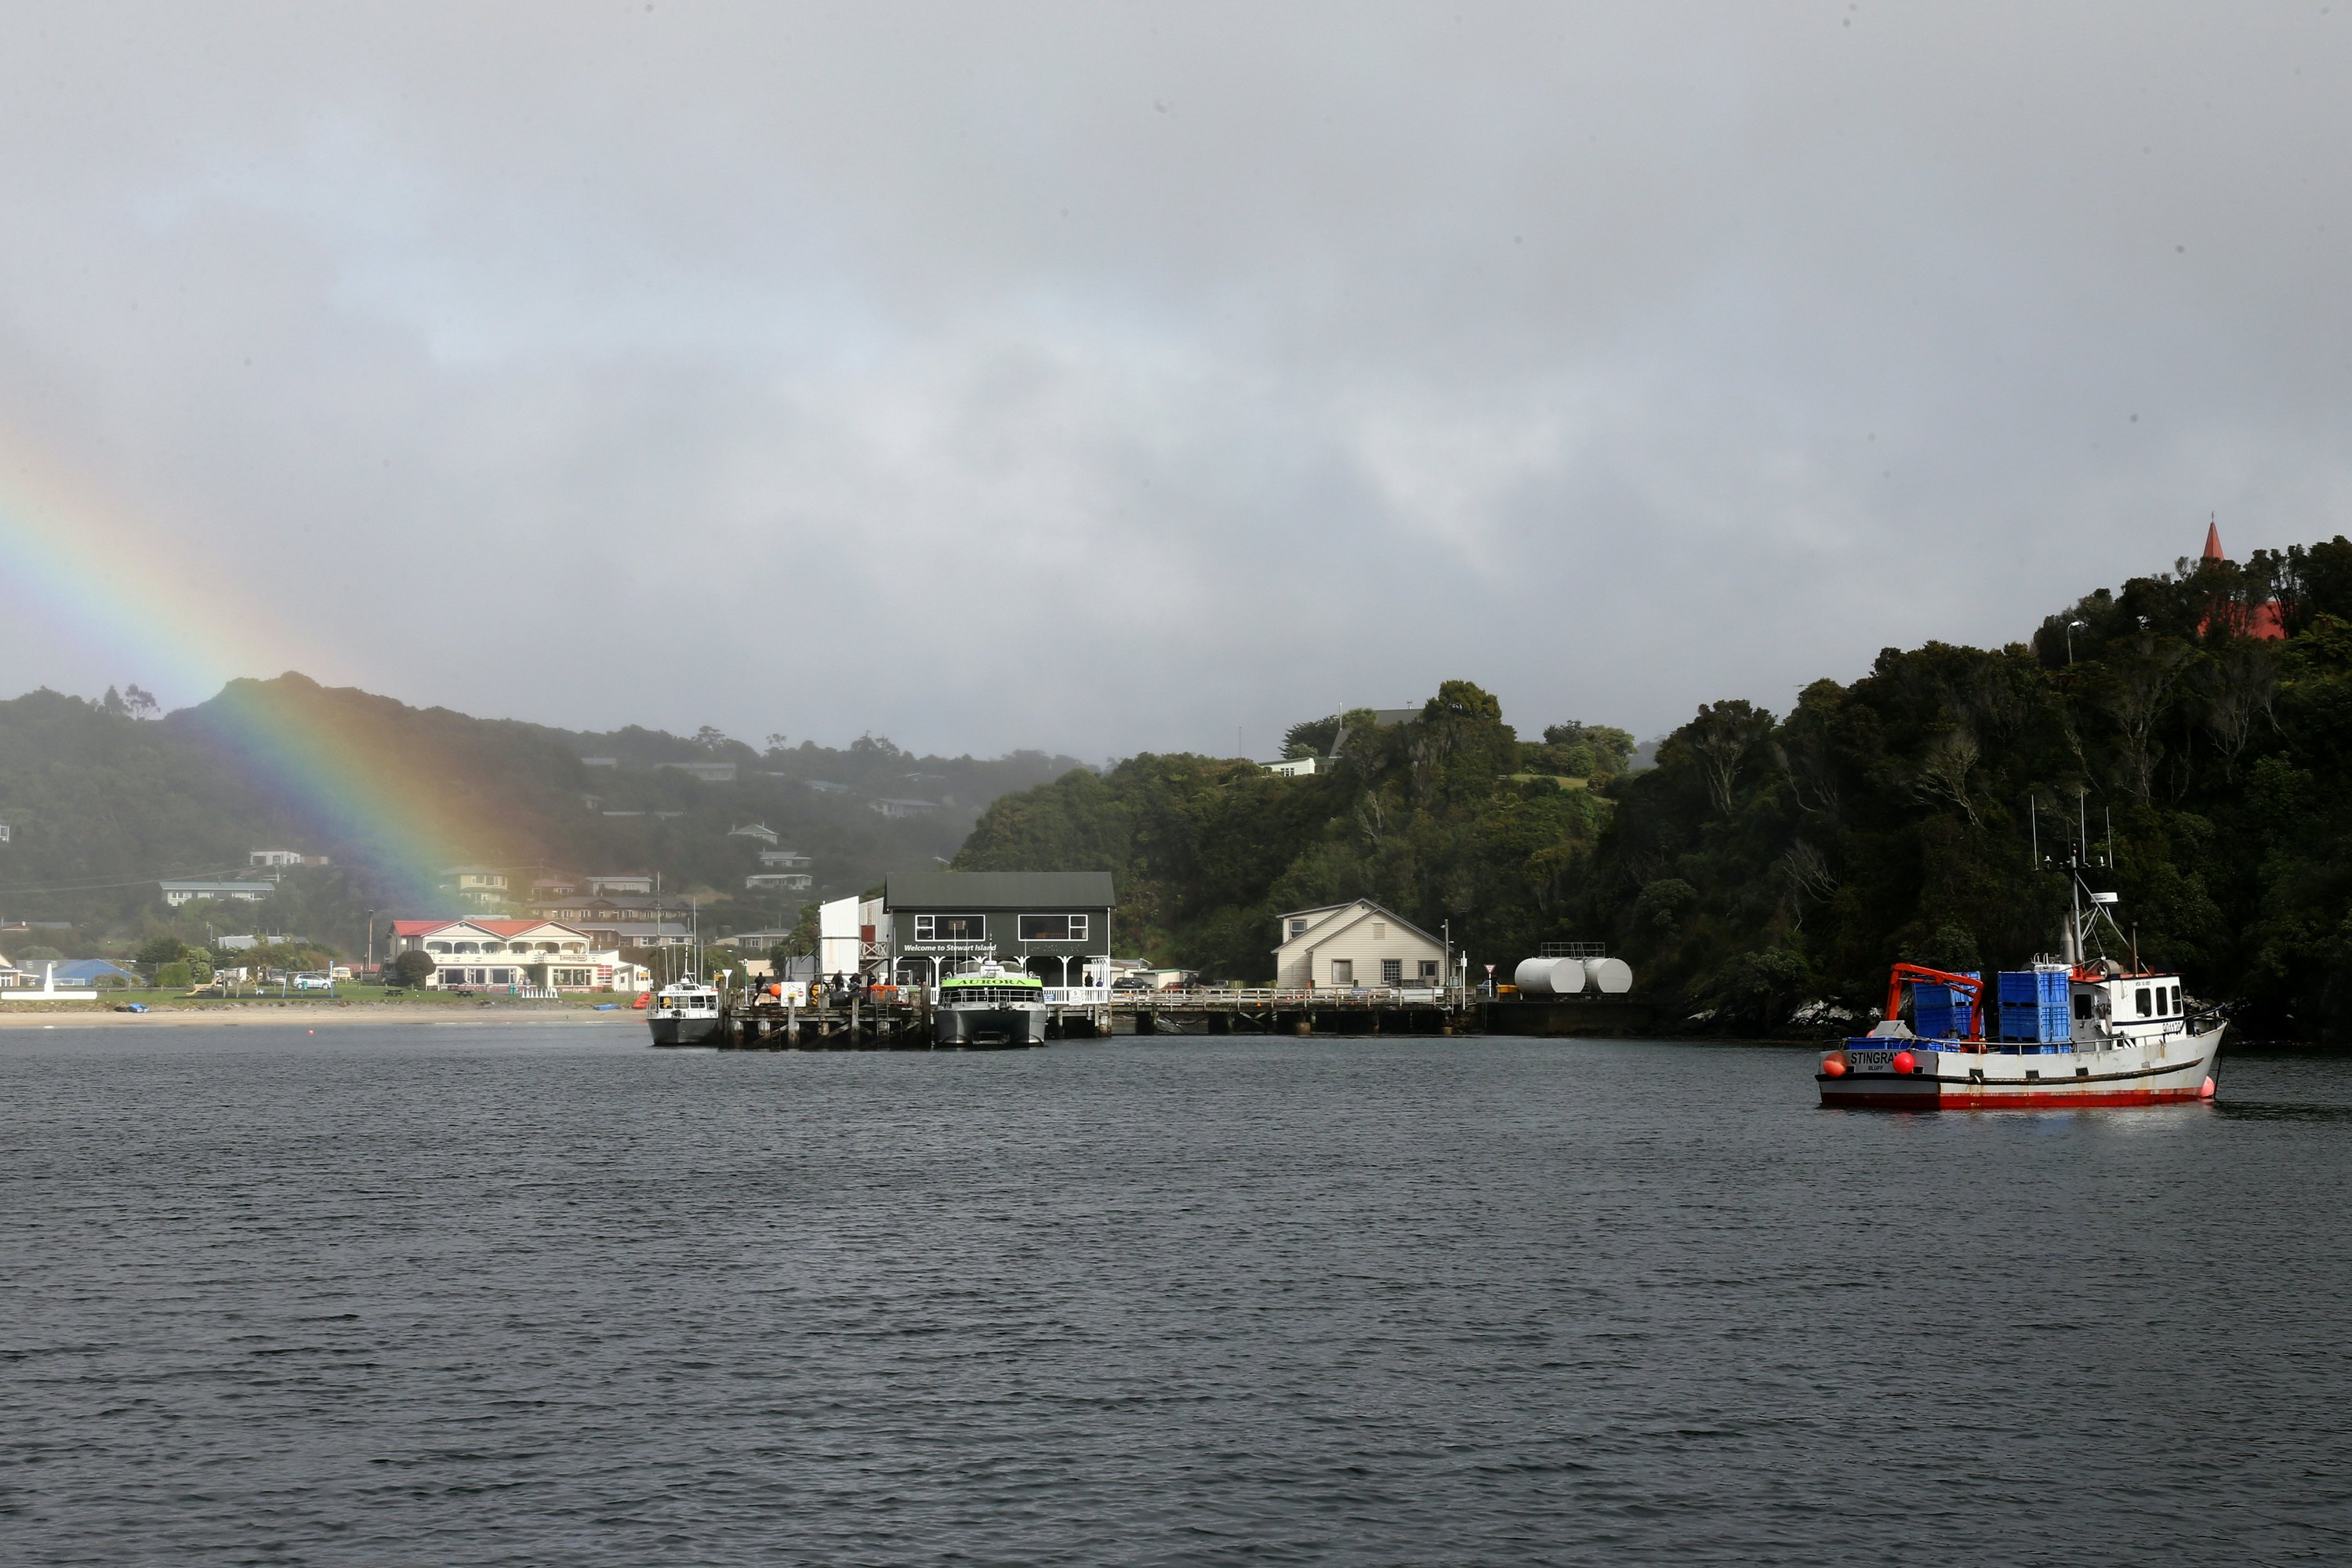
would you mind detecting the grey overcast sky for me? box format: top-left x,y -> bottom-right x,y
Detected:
3,3 -> 2348,760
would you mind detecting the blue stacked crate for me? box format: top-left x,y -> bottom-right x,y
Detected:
1912,972 -> 1980,1039
1997,967 -> 2073,1050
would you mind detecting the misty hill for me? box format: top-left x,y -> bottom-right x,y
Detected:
959,536 -> 2352,1040
0,674 -> 1086,956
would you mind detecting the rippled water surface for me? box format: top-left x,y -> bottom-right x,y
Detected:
4,1025 -> 2349,1565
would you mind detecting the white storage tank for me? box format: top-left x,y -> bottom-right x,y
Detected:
1512,957 -> 1587,995
1584,956 -> 1634,994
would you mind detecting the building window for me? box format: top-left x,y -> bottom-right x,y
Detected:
1330,960 -> 1353,985
491,968 -> 513,985
427,942 -> 451,953
1289,919 -> 1307,937
1017,914 -> 1087,942
914,914 -> 985,941
1382,959 -> 1402,984
1418,960 -> 1439,980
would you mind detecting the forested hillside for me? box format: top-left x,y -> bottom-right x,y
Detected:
960,539 -> 2352,1040
953,686 -> 1630,978
0,674 -> 1083,958
1598,538 -> 2352,1040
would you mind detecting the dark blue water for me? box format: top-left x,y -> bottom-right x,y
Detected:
3,1025 -> 2347,1566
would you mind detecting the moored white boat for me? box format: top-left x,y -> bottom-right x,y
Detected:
934,958 -> 1047,1048
648,980 -> 724,1046
1819,848 -> 2225,1109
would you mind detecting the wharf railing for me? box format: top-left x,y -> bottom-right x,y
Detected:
1111,986 -> 1458,1008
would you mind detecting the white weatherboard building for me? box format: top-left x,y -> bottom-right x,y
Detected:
387,918 -> 638,991
1273,900 -> 1446,991
816,893 -> 888,980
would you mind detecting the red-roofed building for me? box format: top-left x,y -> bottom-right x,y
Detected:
389,918 -> 643,993
2196,521 -> 2287,641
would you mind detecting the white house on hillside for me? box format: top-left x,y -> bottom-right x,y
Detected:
160,880 -> 277,907
1273,899 -> 1445,991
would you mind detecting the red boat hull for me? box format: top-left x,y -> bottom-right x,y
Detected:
1817,1078 -> 2211,1110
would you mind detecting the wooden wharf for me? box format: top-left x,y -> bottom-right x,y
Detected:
706,986 -> 1476,1050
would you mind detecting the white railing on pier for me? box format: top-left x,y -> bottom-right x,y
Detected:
1105,985 -> 1457,1007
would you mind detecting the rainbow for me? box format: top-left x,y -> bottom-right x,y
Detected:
0,437 -> 479,888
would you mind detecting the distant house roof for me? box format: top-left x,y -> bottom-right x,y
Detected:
885,871 -> 1116,909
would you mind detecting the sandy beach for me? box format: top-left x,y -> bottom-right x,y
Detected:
0,1002 -> 638,1029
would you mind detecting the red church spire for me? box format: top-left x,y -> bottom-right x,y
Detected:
2203,516 -> 2224,562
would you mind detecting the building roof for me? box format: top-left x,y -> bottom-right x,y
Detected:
390,918 -> 589,938
1272,898 -> 1441,953
885,871 -> 1116,909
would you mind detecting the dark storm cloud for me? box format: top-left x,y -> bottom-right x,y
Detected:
2,3 -> 2347,757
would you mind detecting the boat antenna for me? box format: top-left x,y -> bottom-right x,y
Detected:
2030,795 -> 2039,868
2104,807 -> 2115,870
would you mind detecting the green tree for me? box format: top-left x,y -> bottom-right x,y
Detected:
387,949 -> 437,987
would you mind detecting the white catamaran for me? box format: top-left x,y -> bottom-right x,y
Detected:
933,957 -> 1047,1048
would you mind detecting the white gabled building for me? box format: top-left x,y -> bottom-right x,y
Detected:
1273,899 -> 1446,991
388,918 -> 630,992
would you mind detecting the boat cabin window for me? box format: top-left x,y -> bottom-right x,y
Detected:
2135,987 -> 2151,1017
2171,985 -> 2182,1013
2073,993 -> 2092,1020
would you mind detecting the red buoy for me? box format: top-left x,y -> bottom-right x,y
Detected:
2200,1076 -> 2216,1099
1890,1050 -> 1917,1075
1822,1054 -> 1847,1077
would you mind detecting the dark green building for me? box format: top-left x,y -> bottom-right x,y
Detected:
884,871 -> 1115,989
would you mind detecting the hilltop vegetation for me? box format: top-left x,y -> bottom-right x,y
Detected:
1598,537 -> 2352,1039
0,675 -> 1083,960
960,539 -> 2352,1040
954,685 -> 1632,978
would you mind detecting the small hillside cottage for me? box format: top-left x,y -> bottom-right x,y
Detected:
1273,900 -> 1446,990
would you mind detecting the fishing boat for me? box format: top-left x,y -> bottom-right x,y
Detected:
1818,848 -> 2224,1109
647,978 -> 725,1046
648,898 -> 726,1046
934,958 -> 1047,1048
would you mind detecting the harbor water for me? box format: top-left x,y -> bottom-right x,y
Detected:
4,1025 -> 2348,1565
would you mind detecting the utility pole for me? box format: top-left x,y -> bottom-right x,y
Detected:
365,909 -> 376,975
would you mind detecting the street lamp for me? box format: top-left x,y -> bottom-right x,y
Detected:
365,908 -> 376,975
2065,619 -> 2087,664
